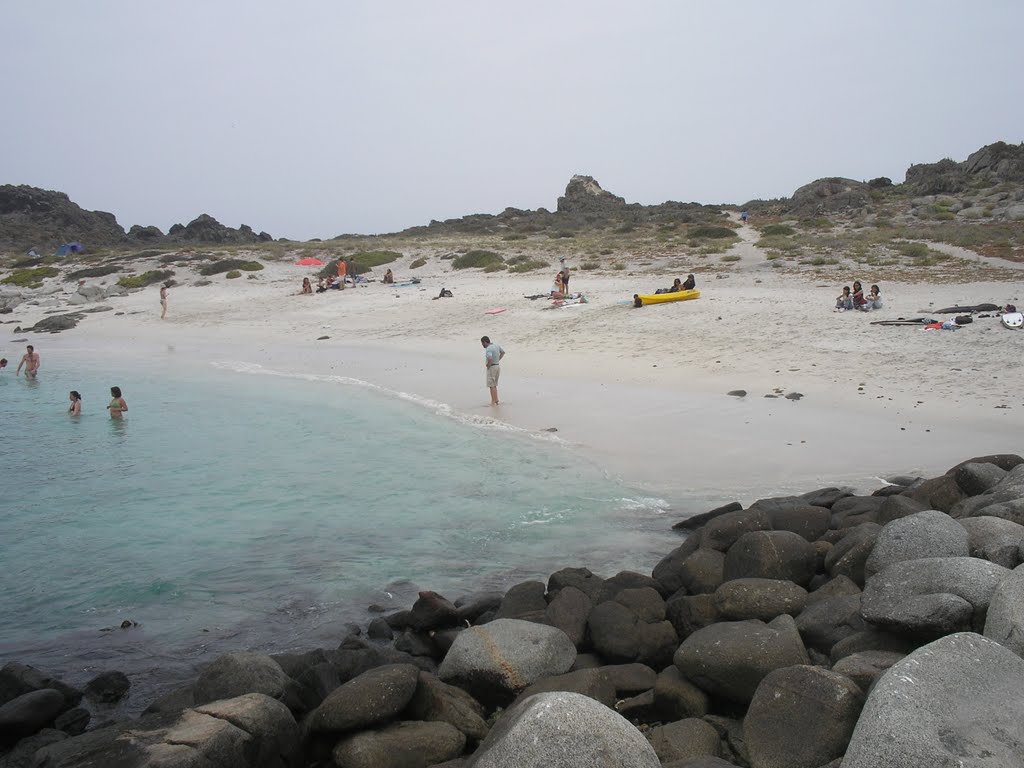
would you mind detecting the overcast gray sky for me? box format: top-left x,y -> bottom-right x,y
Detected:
2,1 -> 1022,240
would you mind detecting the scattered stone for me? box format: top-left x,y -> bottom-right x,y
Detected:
727,390 -> 746,397
317,335 -> 330,340
408,591 -> 461,632
785,392 -> 803,400
648,718 -> 721,763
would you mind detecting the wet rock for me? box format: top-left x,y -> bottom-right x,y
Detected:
674,548 -> 726,595
701,510 -> 772,552
672,501 -> 743,531
823,523 -> 880,586
368,618 -> 394,641
0,664 -> 81,711
192,651 -> 293,707
408,591 -> 460,631
494,581 -> 547,621
0,689 -> 65,742
454,592 -> 503,624
653,665 -> 709,721
955,462 -> 1009,496
543,586 -> 592,648
333,720 -> 466,768
960,516 -> 1024,568
983,566 -> 1024,657
408,672 -> 488,742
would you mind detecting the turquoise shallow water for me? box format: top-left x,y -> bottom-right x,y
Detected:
0,352 -> 679,710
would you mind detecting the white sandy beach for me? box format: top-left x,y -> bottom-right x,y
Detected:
9,238 -> 1021,505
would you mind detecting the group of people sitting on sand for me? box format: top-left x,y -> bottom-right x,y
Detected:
835,281 -> 882,312
654,274 -> 696,295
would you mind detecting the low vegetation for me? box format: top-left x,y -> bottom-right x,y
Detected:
452,250 -> 504,270
409,257 -> 427,269
225,270 -> 242,279
199,259 -> 264,276
688,225 -> 738,239
508,258 -> 548,273
1,266 -> 60,287
117,270 -> 174,289
760,224 -> 796,237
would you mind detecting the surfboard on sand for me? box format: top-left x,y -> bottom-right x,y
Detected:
870,317 -> 935,326
485,308 -> 506,315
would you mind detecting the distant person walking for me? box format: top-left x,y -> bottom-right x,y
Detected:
68,391 -> 82,416
740,210 -> 748,224
160,284 -> 169,319
480,336 -> 505,406
16,345 -> 40,378
107,386 -> 128,419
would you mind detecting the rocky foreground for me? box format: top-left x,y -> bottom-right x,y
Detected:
3,456 -> 1024,767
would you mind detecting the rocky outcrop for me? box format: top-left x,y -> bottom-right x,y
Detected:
785,178 -> 870,215
168,214 -> 271,245
555,175 -> 627,214
0,185 -> 126,250
907,141 -> 1024,195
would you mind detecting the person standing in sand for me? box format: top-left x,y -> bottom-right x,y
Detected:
337,258 -> 347,290
107,386 -> 128,419
16,345 -> 40,378
480,336 -> 505,406
559,256 -> 570,294
160,284 -> 169,319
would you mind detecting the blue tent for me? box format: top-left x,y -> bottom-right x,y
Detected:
56,242 -> 84,257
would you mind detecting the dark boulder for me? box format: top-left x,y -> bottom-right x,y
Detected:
0,689 -> 65,742
308,663 -> 420,733
368,617 -> 395,640
556,175 -> 627,215
905,474 -> 967,513
0,664 -> 81,710
723,531 -> 817,587
799,487 -> 854,508
653,666 -> 710,721
675,548 -> 726,595
830,496 -> 885,528
587,588 -> 677,668
494,581 -> 547,621
83,671 -> 130,705
672,501 -> 743,531
829,629 -> 918,663
53,706 -> 90,736
763,505 -> 830,541
954,462 -> 1009,496
823,523 -> 881,585
960,516 -> 1024,568
454,592 -> 503,624
982,565 -> 1024,657
652,538 -> 704,594
744,666 -> 863,768
543,586 -> 592,648
648,718 -> 721,764
513,668 -> 617,709
712,578 -> 808,621
863,510 -> 969,580
665,593 -> 720,639
408,672 -> 488,742
785,177 -> 869,215
701,510 -> 771,552
332,721 -> 466,768
673,616 -> 809,704
831,650 -> 905,691
547,567 -> 607,603
861,557 -> 1009,634
806,574 -> 861,606
192,651 -> 294,707
875,494 -> 927,525
408,591 -> 461,631
794,594 -> 866,652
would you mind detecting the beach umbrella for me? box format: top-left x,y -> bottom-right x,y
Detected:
295,258 -> 325,266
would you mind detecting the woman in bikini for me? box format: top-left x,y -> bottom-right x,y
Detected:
107,387 -> 128,420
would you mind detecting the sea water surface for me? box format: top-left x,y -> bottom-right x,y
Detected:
0,353 -> 682,711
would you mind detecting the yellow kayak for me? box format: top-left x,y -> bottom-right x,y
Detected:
633,289 -> 700,307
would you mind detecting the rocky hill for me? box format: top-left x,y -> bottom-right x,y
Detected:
0,185 -> 273,253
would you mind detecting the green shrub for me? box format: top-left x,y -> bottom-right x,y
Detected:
615,224 -> 635,234
760,224 -> 795,237
549,230 -> 575,239
581,262 -> 599,270
600,248 -> 614,255
66,265 -> 121,281
482,262 -> 506,273
11,257 -> 44,269
452,250 -> 504,270
688,225 -> 738,239
409,257 -> 427,269
199,259 -> 264,276
226,270 -> 242,279
2,266 -> 60,287
613,262 -> 625,270
721,254 -> 741,262
131,249 -> 165,260
348,250 -> 402,272
117,269 -> 174,288
934,211 -> 955,221
502,233 -> 526,241
897,242 -> 930,258
508,259 -> 548,273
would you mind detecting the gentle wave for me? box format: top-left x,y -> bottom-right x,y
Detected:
211,359 -> 569,444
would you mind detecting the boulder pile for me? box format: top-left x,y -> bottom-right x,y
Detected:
4,453 -> 1024,767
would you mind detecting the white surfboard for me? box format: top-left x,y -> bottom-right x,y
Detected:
1001,312 -> 1023,329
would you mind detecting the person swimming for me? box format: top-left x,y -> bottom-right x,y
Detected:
68,391 -> 82,416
